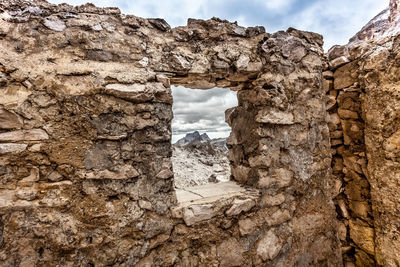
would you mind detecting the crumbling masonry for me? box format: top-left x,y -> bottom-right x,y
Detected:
0,0 -> 399,266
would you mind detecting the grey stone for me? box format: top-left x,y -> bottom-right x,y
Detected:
183,204 -> 215,226
257,230 -> 283,261
43,17 -> 66,32
0,143 -> 27,154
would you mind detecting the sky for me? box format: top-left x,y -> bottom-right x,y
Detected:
47,0 -> 389,49
171,87 -> 237,143
48,0 -> 390,142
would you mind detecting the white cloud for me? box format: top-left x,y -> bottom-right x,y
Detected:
172,86 -> 237,140
264,0 -> 295,11
289,0 -> 388,49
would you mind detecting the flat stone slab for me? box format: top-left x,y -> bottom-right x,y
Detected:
175,181 -> 247,203
175,189 -> 203,203
173,181 -> 260,226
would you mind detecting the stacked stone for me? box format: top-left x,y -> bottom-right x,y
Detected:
326,45 -> 375,267
0,0 -> 343,266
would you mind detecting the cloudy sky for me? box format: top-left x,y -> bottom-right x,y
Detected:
171,87 -> 237,143
48,0 -> 390,142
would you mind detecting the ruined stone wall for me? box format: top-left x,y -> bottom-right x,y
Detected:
326,47 -> 375,266
325,3 -> 400,265
0,0 -> 342,266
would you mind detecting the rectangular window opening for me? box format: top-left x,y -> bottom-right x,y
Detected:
171,86 -> 238,193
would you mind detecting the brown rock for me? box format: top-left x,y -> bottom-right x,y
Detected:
330,56 -> 350,69
238,218 -> 257,236
258,168 -> 292,189
183,204 -> 215,226
231,165 -> 250,183
217,238 -> 244,267
0,108 -> 23,129
328,45 -> 350,61
0,129 -> 49,141
261,193 -> 286,207
334,61 -> 358,89
338,109 -> 358,119
265,209 -> 291,226
349,220 -> 375,255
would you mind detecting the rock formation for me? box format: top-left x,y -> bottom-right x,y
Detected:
174,131 -> 211,146
173,132 -> 230,188
0,0 -> 398,266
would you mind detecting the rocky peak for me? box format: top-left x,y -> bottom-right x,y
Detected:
175,131 -> 210,146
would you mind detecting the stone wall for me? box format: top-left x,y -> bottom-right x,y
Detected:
326,47 -> 375,266
0,0 -> 344,266
325,2 -> 400,265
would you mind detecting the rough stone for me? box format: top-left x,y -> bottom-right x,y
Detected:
0,108 -> 23,129
0,143 -> 28,154
265,209 -> 291,226
15,187 -> 38,201
330,56 -> 350,69
0,129 -> 49,141
0,0 -> 346,265
43,17 -> 66,32
334,61 -> 358,89
328,45 -> 350,61
257,230 -> 283,261
261,193 -> 286,207
258,168 -> 293,189
349,221 -> 375,256
183,204 -> 215,226
256,109 -> 294,124
238,218 -> 257,236
217,238 -> 244,267
226,198 -> 255,216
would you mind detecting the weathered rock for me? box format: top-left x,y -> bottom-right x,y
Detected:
334,61 -> 358,90
256,109 -> 294,124
328,45 -> 350,61
338,109 -> 358,119
43,16 -> 66,32
257,230 -> 283,261
15,187 -> 38,201
231,165 -> 250,183
217,238 -> 244,267
0,108 -> 23,129
0,0 -> 344,265
238,218 -> 257,236
83,165 -> 140,179
265,209 -> 291,226
258,168 -> 293,189
349,221 -> 375,255
0,129 -> 48,141
226,198 -> 255,216
330,56 -> 350,69
0,143 -> 28,154
183,204 -> 215,226
261,193 -> 286,207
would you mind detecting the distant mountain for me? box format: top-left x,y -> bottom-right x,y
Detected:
175,131 -> 211,146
